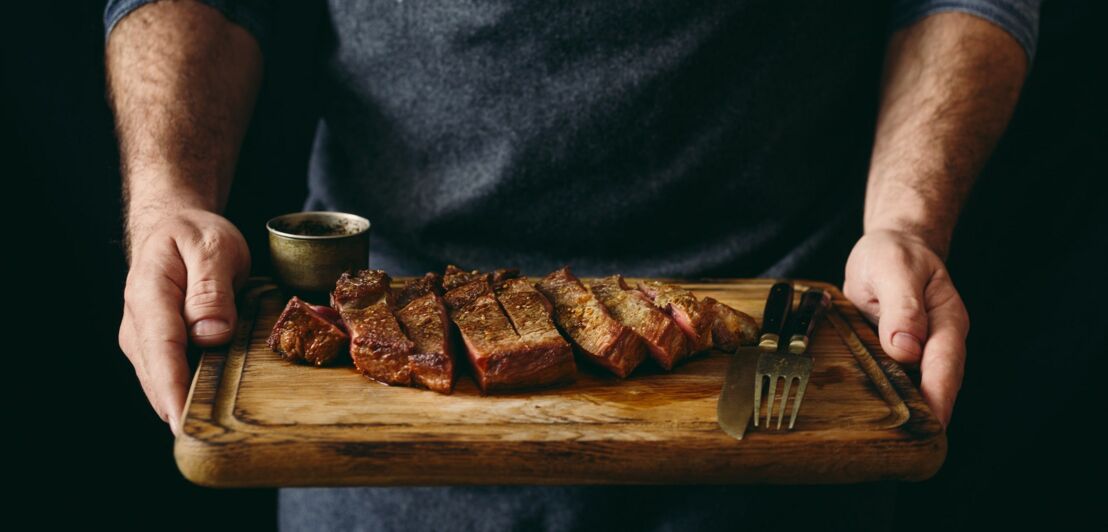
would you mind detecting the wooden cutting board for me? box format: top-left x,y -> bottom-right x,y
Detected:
176,277 -> 945,487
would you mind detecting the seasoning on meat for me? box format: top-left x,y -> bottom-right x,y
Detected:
591,275 -> 690,370
393,273 -> 456,394
638,280 -> 714,353
332,270 -> 415,386
267,296 -> 349,366
443,264 -> 488,292
444,272 -> 576,392
537,267 -> 646,378
702,296 -> 759,352
492,277 -> 576,386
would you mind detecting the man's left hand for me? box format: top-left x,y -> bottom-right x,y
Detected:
843,229 -> 969,427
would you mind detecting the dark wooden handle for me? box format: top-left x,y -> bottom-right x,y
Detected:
758,282 -> 793,349
786,289 -> 830,354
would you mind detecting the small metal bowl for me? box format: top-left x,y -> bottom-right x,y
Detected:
266,211 -> 370,298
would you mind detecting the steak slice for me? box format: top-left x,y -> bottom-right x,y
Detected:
591,275 -> 689,370
394,273 -> 455,394
702,297 -> 759,352
444,273 -> 575,392
443,264 -> 487,292
443,265 -> 519,292
492,277 -> 576,386
638,280 -> 713,353
267,296 -> 349,366
332,270 -> 415,386
394,272 -> 443,309
537,267 -> 645,378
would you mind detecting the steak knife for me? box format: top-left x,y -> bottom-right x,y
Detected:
717,282 -> 794,440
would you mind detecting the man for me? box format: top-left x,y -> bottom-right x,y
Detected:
106,0 -> 1038,529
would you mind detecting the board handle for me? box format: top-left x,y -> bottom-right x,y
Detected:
758,282 -> 794,351
786,289 -> 831,354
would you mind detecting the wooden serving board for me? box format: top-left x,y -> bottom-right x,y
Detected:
176,278 -> 945,487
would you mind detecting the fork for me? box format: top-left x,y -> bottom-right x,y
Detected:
754,287 -> 830,430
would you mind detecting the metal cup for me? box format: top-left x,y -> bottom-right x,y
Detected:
266,211 -> 370,300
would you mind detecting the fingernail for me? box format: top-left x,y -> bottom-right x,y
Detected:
168,414 -> 180,436
192,319 -> 230,337
892,332 -> 923,355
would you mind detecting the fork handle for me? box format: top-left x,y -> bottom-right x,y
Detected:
758,282 -> 793,351
786,289 -> 831,354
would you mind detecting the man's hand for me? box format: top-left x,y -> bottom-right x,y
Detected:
106,1 -> 262,433
843,230 -> 968,427
853,12 -> 1029,426
119,210 -> 250,434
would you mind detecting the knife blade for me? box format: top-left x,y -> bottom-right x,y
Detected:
717,282 -> 794,440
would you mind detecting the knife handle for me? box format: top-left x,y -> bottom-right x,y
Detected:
758,282 -> 794,351
786,289 -> 831,354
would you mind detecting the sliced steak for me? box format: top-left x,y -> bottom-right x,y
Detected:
332,270 -> 414,386
537,267 -> 645,378
702,297 -> 759,352
443,264 -> 488,292
444,278 -> 521,392
591,275 -> 689,370
394,272 -> 443,309
493,277 -> 576,386
638,280 -> 714,353
444,273 -> 575,392
267,296 -> 349,366
394,273 -> 455,394
443,265 -> 518,291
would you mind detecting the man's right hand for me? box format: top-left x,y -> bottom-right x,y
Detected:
119,209 -> 250,435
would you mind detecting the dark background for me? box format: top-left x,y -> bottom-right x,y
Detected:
6,0 -> 1105,529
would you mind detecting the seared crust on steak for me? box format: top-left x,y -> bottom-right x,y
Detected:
702,297 -> 758,352
638,280 -> 713,353
333,270 -> 415,385
492,277 -> 576,386
537,267 -> 646,378
394,273 -> 455,394
267,296 -> 349,366
394,272 -> 443,310
443,265 -> 487,292
591,275 -> 689,370
444,270 -> 575,392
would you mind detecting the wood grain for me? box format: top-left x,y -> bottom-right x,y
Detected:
175,278 -> 945,487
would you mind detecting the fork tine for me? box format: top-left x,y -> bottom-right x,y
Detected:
753,374 -> 763,427
765,375 -> 779,429
775,376 -> 794,429
788,374 -> 810,430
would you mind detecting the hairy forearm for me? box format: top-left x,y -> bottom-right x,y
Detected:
106,0 -> 262,258
865,12 -> 1027,258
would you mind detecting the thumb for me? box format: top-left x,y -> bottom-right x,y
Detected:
180,240 -> 247,347
871,273 -> 929,365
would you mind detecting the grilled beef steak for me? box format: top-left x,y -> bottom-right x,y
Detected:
702,297 -> 759,352
443,265 -> 519,291
591,275 -> 689,370
537,267 -> 645,378
276,266 -> 741,392
444,274 -> 575,392
394,272 -> 442,310
638,280 -> 713,353
492,277 -> 576,386
394,273 -> 455,394
443,264 -> 487,292
332,270 -> 415,385
267,296 -> 349,366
